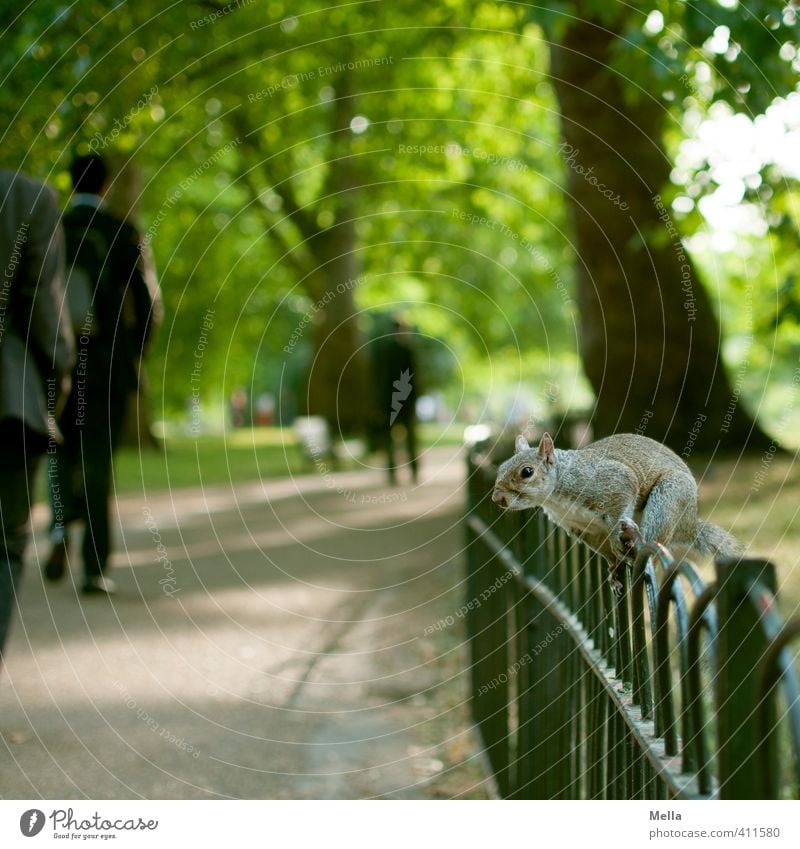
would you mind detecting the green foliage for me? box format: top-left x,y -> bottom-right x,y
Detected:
529,1 -> 797,113
1,0 -> 573,418
1,0 -> 797,429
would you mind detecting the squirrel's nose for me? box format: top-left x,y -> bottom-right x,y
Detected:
492,489 -> 508,507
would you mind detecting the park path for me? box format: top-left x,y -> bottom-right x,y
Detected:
0,445 -> 490,799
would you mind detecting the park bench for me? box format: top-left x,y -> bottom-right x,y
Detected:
294,416 -> 331,463
294,415 -> 365,467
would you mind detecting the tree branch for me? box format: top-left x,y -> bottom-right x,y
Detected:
228,110 -> 320,245
235,165 -> 314,284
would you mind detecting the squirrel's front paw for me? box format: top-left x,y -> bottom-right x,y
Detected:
609,533 -> 633,562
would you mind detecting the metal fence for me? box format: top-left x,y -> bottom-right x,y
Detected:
465,445 -> 800,799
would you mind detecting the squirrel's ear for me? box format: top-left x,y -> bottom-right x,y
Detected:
515,434 -> 530,454
538,432 -> 555,465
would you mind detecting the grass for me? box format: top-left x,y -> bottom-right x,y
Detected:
109,421 -> 466,496
114,427 -> 305,494
692,452 -> 800,616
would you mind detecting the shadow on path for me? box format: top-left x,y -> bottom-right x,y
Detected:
1,446 -> 489,799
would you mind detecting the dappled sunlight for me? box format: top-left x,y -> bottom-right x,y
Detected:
6,444 -> 477,795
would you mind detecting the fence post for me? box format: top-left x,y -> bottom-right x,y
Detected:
465,449 -> 511,796
714,557 -> 777,799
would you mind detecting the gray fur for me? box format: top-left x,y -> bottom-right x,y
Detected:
693,520 -> 744,558
493,432 -> 742,561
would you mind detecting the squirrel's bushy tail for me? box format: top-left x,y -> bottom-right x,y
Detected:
693,520 -> 744,558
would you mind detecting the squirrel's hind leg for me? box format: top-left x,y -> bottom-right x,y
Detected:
619,516 -> 644,547
602,507 -> 640,563
640,471 -> 697,552
604,511 -> 640,595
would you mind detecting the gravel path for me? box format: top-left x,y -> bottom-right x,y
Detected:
0,446 -> 490,799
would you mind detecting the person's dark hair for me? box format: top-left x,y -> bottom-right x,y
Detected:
69,154 -> 108,194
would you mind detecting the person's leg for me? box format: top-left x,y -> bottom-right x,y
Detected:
385,424 -> 397,485
47,448 -> 68,541
44,385 -> 83,580
43,441 -> 76,580
406,416 -> 419,484
80,409 -> 124,587
0,423 -> 42,661
80,431 -> 112,581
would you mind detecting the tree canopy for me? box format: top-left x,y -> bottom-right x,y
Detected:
2,1 -> 797,445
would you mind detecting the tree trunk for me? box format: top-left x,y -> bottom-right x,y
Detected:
305,227 -> 365,437
548,14 -> 770,453
304,70 -> 367,437
106,159 -> 162,449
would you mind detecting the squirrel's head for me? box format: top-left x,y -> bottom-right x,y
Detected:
492,432 -> 557,510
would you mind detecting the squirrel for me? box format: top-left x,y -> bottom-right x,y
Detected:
492,432 -> 743,565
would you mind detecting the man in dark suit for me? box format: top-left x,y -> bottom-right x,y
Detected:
44,154 -> 153,595
0,169 -> 74,661
371,317 -> 420,486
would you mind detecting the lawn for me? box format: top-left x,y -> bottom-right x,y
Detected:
114,427 -> 305,495
110,421 -> 466,496
693,453 -> 800,618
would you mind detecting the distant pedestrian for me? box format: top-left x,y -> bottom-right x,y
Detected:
371,317 -> 420,485
0,169 -> 74,663
44,154 -> 153,595
230,387 -> 248,428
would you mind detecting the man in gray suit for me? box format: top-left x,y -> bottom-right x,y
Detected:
0,169 -> 74,663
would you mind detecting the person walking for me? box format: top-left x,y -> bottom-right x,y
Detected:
44,154 -> 153,595
0,169 -> 74,662
371,316 -> 420,486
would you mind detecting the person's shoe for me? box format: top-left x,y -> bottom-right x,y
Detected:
43,539 -> 68,582
81,576 -> 117,596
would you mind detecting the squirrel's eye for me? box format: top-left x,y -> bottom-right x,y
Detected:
520,466 -> 534,479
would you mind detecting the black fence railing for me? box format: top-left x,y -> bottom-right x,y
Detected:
465,445 -> 800,799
